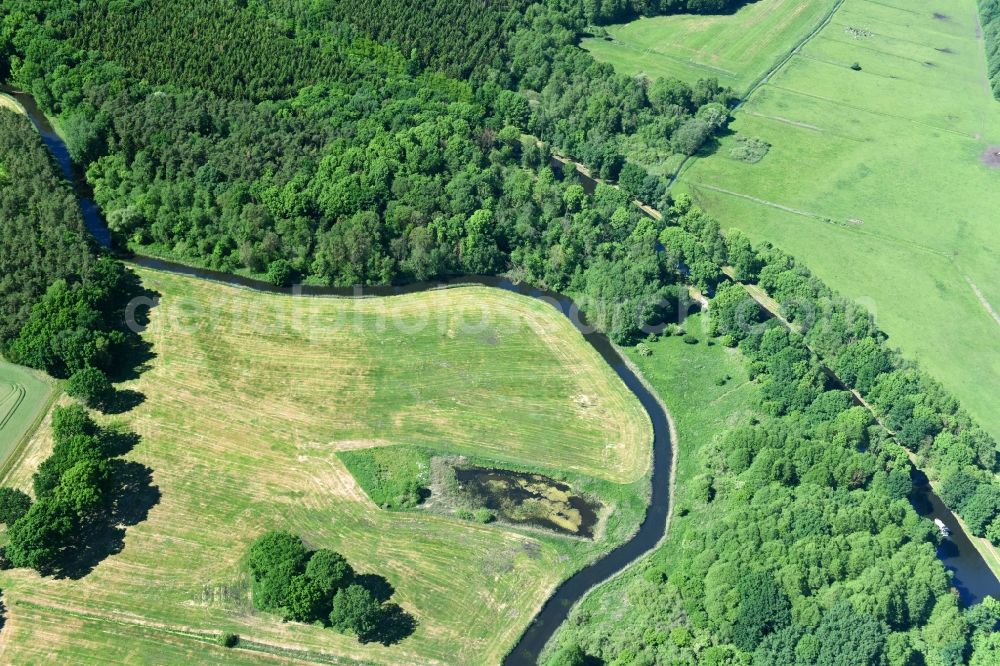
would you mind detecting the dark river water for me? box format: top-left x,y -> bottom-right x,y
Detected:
7,86 -> 998,663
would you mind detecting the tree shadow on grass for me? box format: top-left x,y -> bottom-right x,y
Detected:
100,424 -> 142,457
102,388 -> 146,415
361,602 -> 417,646
106,284 -> 161,384
355,573 -> 395,603
54,459 -> 160,580
350,573 -> 416,646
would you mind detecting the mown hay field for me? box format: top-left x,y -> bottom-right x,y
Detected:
677,0 -> 1000,444
0,267 -> 651,665
580,0 -> 839,93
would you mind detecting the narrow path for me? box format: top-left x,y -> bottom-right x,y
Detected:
964,275 -> 1000,329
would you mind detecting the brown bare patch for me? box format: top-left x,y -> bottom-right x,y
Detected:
981,146 -> 1000,169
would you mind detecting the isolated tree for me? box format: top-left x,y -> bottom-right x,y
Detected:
66,366 -> 113,408
0,487 -> 32,525
329,584 -> 382,639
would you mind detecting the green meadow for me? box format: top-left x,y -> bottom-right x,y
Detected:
0,267 -> 651,664
580,0 -> 839,93
673,0 -> 1000,444
0,361 -> 56,471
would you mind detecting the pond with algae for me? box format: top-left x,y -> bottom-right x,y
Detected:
453,466 -> 602,539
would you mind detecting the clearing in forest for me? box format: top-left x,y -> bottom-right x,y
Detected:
0,267 -> 651,665
675,0 -> 1000,445
580,0 -> 839,93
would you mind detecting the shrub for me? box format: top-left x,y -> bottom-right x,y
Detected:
456,508 -> 475,521
850,62 -> 862,71
219,633 -> 239,648
65,367 -> 113,409
683,334 -> 698,344
636,342 -> 652,357
729,136 -> 770,164
473,508 -> 495,523
265,259 -> 295,287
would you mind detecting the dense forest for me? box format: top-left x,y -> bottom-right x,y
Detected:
4,0 -> 1000,662
552,292 -> 994,665
0,0 -> 732,297
547,196 -> 1000,664
981,0 -> 1000,98
0,109 -> 95,342
0,109 -> 141,390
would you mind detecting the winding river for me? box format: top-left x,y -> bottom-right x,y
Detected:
3,86 -> 676,663
130,257 -> 675,666
6,86 -> 998,664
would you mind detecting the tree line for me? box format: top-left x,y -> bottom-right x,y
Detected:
711,237 -> 1000,552
0,405 -> 156,576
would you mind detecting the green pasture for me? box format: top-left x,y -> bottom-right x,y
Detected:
0,267 -> 652,664
677,0 -> 1000,443
580,0 -> 839,93
0,361 -> 56,470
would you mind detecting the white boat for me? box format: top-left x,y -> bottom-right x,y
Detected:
934,518 -> 950,538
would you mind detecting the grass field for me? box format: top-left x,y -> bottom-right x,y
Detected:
580,0 -> 839,93
543,314 -> 756,660
0,361 -> 56,472
0,267 -> 652,665
674,0 -> 1000,445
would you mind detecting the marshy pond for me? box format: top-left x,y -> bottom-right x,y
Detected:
452,466 -> 601,538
